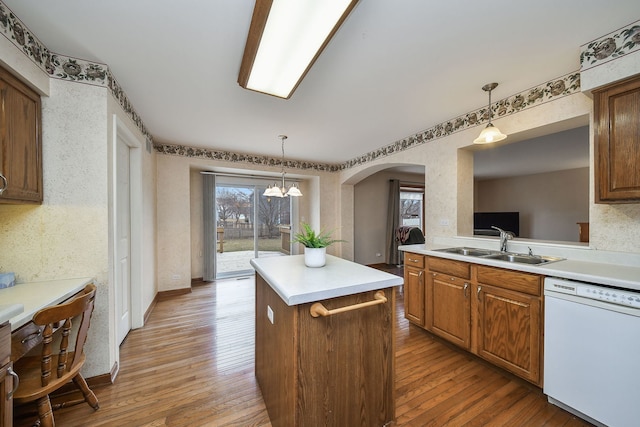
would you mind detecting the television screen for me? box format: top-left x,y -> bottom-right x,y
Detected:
474,212 -> 519,237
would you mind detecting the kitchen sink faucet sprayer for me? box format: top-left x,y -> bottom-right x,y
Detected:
491,226 -> 514,252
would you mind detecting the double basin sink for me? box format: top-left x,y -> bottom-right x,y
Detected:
434,247 -> 564,265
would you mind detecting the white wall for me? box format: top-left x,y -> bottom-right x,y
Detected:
353,170 -> 424,265
475,168 -> 589,241
0,36 -> 156,377
156,155 -> 342,291
340,91 -> 640,256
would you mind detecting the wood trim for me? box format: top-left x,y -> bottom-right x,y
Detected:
156,288 -> 192,301
53,361 -> 118,397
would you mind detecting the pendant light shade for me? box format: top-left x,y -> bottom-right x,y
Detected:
473,82 -> 507,144
263,135 -> 303,198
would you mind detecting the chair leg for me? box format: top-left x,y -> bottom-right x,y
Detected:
35,396 -> 55,427
72,374 -> 100,410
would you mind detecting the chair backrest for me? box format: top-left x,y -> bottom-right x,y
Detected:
32,283 -> 97,386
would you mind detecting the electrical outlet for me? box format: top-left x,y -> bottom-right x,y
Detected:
172,274 -> 181,280
267,305 -> 274,324
376,252 -> 382,257
439,219 -> 450,226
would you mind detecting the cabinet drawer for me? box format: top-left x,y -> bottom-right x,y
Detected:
476,265 -> 541,296
11,321 -> 43,361
427,257 -> 470,279
404,253 -> 424,268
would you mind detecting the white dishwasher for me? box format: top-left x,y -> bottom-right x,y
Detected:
544,277 -> 640,427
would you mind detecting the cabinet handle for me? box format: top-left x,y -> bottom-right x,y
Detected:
7,366 -> 19,400
310,290 -> 387,318
410,258 -> 420,263
477,285 -> 482,297
418,270 -> 423,280
21,330 -> 42,344
0,173 -> 6,195
464,282 -> 468,298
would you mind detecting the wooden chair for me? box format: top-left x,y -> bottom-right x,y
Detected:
13,283 -> 99,426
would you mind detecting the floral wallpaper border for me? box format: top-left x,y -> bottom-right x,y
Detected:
0,1 -> 153,143
0,0 -> 583,173
580,19 -> 640,72
340,72 -> 581,170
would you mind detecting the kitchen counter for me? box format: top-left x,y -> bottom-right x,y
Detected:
0,277 -> 93,330
250,254 -> 403,305
252,255 -> 400,426
399,244 -> 640,291
0,304 -> 23,324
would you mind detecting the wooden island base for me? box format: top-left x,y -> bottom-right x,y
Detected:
255,273 -> 396,427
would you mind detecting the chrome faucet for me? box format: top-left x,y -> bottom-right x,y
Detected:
491,226 -> 514,252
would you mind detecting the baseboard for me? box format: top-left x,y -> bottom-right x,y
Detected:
157,287 -> 192,301
53,361 -> 119,397
144,293 -> 158,324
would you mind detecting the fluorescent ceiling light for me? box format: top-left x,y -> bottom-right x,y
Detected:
238,0 -> 359,99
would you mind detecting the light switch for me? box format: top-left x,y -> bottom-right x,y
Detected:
267,305 -> 274,324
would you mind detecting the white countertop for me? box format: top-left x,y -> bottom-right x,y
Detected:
250,255 -> 404,306
399,244 -> 640,291
0,277 -> 93,330
0,304 -> 24,324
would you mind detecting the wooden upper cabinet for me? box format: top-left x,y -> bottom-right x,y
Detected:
0,65 -> 43,204
594,74 -> 640,203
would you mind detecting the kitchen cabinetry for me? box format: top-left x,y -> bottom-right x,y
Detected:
594,73 -> 640,203
0,65 -> 42,204
255,270 -> 396,426
476,266 -> 542,385
1,321 -> 15,427
403,253 -> 425,326
415,255 -> 543,386
426,257 -> 471,349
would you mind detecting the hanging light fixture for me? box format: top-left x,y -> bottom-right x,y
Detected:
473,82 -> 507,144
264,135 -> 303,198
238,0 -> 360,99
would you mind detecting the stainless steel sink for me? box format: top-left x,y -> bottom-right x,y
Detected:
434,247 -> 496,257
483,253 -> 564,265
433,247 -> 565,265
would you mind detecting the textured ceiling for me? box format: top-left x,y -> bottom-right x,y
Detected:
3,0 -> 640,165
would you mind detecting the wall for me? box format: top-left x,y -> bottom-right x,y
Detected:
341,90 -> 640,257
0,35 -> 156,378
353,170 -> 424,265
475,168 -> 589,241
156,154 -> 341,291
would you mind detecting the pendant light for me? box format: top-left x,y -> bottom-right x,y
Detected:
473,82 -> 507,144
263,135 -> 303,198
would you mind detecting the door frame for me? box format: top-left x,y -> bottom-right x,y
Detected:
111,115 -> 144,340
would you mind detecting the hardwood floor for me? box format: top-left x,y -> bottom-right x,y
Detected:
15,274 -> 593,427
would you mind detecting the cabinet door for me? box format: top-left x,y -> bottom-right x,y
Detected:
476,284 -> 541,385
0,362 -> 13,427
594,74 -> 640,203
427,272 -> 471,349
404,266 -> 425,326
0,66 -> 43,204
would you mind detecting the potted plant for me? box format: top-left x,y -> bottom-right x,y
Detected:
292,222 -> 344,267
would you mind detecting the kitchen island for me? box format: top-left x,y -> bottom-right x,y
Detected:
250,255 -> 403,427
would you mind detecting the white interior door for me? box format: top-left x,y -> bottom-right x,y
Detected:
116,137 -> 132,344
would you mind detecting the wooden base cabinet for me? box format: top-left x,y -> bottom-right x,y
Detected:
255,274 -> 395,427
415,254 -> 543,386
403,253 -> 425,326
1,322 -> 14,427
425,256 -> 472,349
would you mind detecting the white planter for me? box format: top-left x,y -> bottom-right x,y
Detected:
304,247 -> 326,268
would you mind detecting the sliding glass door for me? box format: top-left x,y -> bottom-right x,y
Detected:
212,175 -> 294,279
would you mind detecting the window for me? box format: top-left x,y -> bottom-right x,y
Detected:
400,186 -> 424,229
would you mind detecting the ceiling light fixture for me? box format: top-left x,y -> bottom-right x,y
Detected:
473,82 -> 507,144
238,0 -> 359,99
264,135 -> 302,198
